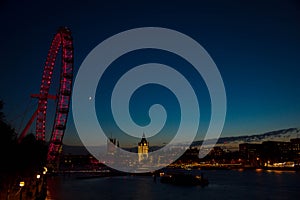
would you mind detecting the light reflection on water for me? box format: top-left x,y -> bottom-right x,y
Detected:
46,170 -> 299,200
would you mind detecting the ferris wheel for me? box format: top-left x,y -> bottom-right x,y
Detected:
17,27 -> 74,166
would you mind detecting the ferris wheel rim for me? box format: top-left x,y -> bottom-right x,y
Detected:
35,27 -> 74,163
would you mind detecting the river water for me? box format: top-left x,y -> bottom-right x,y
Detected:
45,169 -> 299,200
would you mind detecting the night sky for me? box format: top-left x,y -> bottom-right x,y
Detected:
0,0 -> 299,146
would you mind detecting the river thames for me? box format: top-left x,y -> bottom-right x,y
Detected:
45,169 -> 299,200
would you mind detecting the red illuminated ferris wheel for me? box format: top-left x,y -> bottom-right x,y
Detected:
18,27 -> 74,165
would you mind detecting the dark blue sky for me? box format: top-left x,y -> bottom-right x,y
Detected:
0,0 -> 299,146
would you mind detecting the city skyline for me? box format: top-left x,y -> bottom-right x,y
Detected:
0,0 -> 300,146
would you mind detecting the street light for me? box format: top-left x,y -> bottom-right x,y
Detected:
36,174 -> 41,198
19,181 -> 25,200
19,181 -> 25,187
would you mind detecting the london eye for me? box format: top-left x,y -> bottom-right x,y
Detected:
17,27 -> 74,168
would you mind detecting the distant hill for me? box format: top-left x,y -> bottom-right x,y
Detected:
192,127 -> 300,151
62,127 -> 300,154
218,127 -> 299,143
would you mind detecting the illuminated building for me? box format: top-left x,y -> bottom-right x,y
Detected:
290,138 -> 300,153
261,141 -> 291,163
239,143 -> 262,166
138,133 -> 149,162
107,137 -> 119,155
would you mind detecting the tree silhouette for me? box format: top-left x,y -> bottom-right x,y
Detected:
0,100 -> 4,121
0,100 -> 47,184
17,133 -> 48,176
0,100 -> 17,172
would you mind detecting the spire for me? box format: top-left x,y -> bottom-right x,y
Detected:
142,132 -> 145,138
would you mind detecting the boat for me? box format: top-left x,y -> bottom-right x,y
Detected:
159,169 -> 209,186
